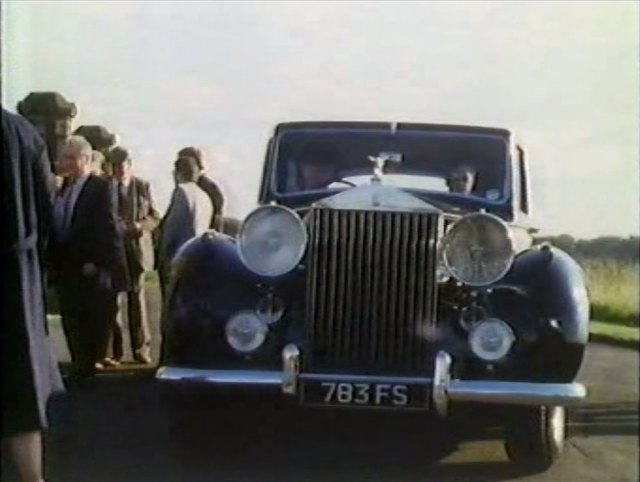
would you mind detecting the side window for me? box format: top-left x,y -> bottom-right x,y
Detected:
517,145 -> 530,215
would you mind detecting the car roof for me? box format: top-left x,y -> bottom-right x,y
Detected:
274,121 -> 511,138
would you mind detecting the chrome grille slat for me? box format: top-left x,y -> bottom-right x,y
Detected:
387,212 -> 400,365
379,212 -> 393,363
306,208 -> 439,373
336,211 -> 350,362
357,212 -> 375,362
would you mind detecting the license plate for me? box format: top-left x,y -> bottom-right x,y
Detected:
302,380 -> 429,408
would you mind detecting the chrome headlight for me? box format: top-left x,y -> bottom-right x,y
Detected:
225,311 -> 268,353
238,205 -> 308,277
468,318 -> 515,361
442,213 -> 515,286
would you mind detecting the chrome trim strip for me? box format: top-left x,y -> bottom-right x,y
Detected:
447,381 -> 587,406
155,366 -> 282,385
301,373 -> 432,384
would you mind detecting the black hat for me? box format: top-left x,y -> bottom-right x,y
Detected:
108,146 -> 131,165
177,146 -> 203,169
74,125 -> 118,151
17,92 -> 77,119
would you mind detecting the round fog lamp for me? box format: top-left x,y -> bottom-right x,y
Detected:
225,311 -> 268,353
468,318 -> 515,361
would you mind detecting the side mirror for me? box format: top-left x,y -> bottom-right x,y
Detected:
516,144 -> 530,215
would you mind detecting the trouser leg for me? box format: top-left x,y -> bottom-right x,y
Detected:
110,292 -> 126,361
74,282 -> 116,378
56,282 -> 81,374
128,273 -> 151,360
91,288 -> 117,368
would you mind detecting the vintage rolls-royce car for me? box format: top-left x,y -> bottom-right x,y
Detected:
157,121 -> 589,471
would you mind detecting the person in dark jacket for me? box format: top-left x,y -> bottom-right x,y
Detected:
2,108 -> 65,482
177,146 -> 225,231
49,136 -> 128,380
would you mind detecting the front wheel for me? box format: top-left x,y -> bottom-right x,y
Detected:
504,405 -> 566,473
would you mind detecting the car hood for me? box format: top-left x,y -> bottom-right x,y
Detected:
313,183 -> 442,214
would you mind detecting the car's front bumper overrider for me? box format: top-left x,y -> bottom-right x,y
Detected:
156,347 -> 587,416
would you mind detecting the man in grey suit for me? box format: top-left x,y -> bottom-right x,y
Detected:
108,147 -> 160,365
157,156 -> 213,297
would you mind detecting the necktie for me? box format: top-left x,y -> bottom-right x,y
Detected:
118,182 -> 127,219
58,182 -> 75,238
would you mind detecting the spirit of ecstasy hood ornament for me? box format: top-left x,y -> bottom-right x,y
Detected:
368,152 -> 403,184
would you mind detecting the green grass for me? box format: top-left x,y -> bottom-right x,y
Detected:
590,320 -> 639,345
582,260 -> 639,327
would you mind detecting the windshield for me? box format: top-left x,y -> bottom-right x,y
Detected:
273,128 -> 510,202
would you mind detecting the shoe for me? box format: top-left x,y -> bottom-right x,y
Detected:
134,354 -> 152,365
94,362 -> 105,370
102,358 -> 121,368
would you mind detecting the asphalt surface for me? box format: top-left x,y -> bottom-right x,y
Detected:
4,286 -> 637,482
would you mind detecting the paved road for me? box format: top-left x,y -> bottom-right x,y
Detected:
6,286 -> 636,482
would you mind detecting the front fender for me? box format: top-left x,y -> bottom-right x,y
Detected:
161,233 -> 262,365
501,245 -> 590,344
481,245 -> 590,381
161,232 -> 307,368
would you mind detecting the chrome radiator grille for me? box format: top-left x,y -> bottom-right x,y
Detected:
305,208 -> 440,374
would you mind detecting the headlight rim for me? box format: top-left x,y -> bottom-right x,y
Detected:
440,212 -> 516,287
238,204 -> 308,277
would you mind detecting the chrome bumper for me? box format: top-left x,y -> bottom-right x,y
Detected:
430,351 -> 586,416
155,366 -> 282,385
156,347 -> 587,416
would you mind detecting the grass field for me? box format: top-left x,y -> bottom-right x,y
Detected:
582,259 -> 639,327
590,320 -> 639,344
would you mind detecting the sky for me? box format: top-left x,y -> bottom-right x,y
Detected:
2,0 -> 638,239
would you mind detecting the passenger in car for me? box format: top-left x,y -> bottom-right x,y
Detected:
446,165 -> 476,195
298,143 -> 341,190
300,159 -> 339,190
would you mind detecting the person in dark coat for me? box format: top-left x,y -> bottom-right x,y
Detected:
2,108 -> 65,482
177,146 -> 225,231
49,136 -> 128,381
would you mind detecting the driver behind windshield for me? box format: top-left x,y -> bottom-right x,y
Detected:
298,143 -> 341,190
446,165 -> 477,195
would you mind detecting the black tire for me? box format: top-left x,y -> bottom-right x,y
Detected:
504,405 -> 566,473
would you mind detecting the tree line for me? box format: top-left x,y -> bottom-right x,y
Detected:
534,235 -> 640,263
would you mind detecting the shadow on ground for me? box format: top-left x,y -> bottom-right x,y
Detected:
4,372 -> 632,482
